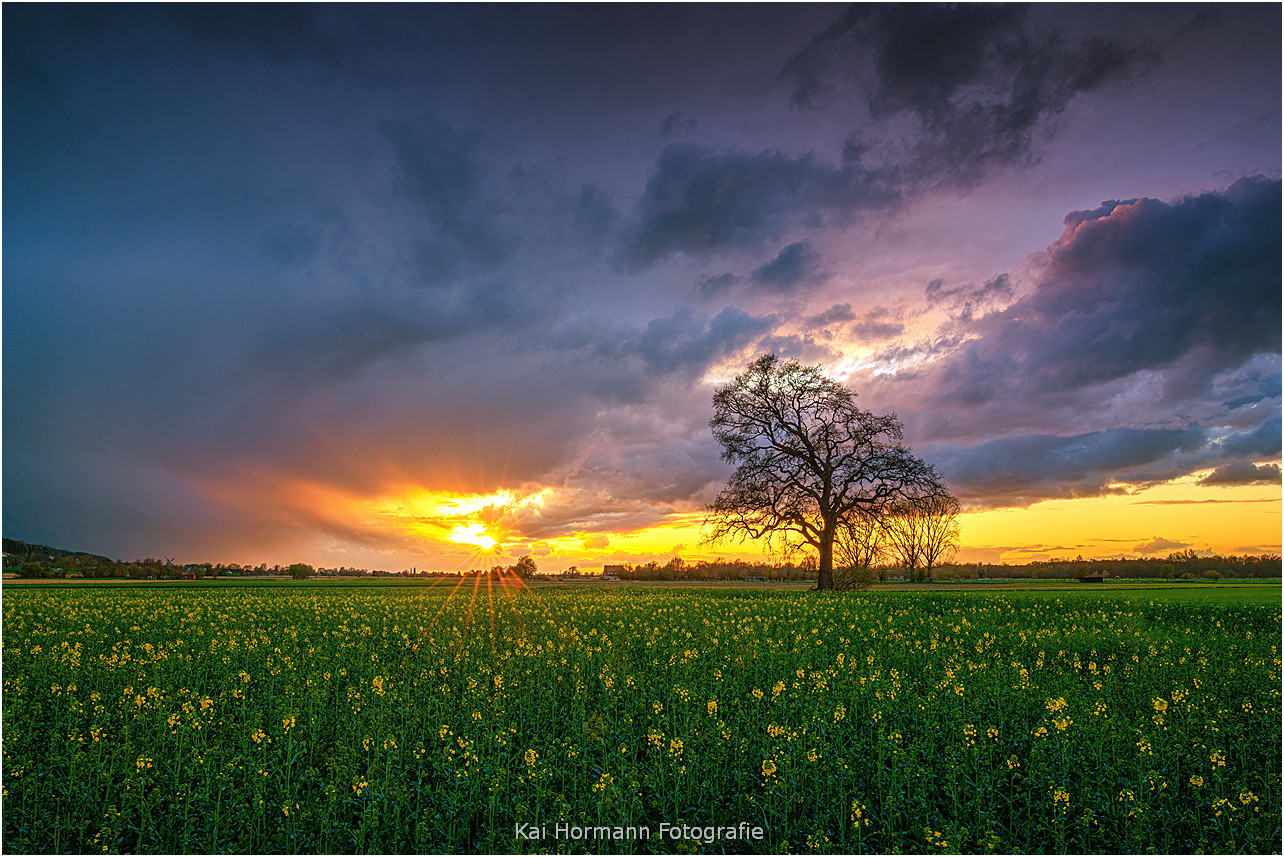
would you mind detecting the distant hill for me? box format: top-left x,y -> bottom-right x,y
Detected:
3,537 -> 113,564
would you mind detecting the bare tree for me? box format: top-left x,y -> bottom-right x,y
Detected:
835,513 -> 887,570
884,490 -> 961,581
831,513 -> 887,591
705,355 -> 945,591
918,492 -> 962,579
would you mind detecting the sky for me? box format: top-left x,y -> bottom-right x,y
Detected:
4,3 -> 1280,572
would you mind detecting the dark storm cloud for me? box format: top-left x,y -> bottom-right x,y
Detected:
1219,412 -> 1283,460
930,177 -> 1281,408
1199,461 -> 1283,487
585,306 -> 777,386
894,177 -> 1281,506
385,119 -> 514,278
750,241 -> 827,292
693,272 -> 741,300
630,307 -> 775,379
782,4 -> 1160,185
927,426 -> 1208,506
617,143 -> 897,269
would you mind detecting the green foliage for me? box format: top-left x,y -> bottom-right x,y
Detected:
512,556 -> 537,579
2,585 -> 1279,854
287,563 -> 315,580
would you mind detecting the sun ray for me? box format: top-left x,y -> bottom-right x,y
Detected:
486,572 -> 497,662
494,567 -> 528,643
463,572 -> 483,641
422,574 -> 470,635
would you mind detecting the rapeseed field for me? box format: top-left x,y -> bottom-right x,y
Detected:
2,581 -> 1279,853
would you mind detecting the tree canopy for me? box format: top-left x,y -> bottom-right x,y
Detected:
706,354 -> 949,590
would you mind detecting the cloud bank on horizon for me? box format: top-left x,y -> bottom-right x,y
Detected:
4,4 -> 1280,567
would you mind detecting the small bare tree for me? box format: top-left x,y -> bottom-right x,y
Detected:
884,490 -> 961,582
835,513 -> 887,570
831,513 -> 887,590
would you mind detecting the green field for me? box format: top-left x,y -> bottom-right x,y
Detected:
3,581 -> 1280,853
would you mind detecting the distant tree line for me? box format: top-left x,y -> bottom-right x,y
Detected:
2,539 -> 542,581
928,550 -> 1281,581
606,557 -> 819,581
4,537 -> 1277,582
593,549 -> 1280,583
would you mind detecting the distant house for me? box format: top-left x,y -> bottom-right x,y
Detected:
602,564 -> 626,580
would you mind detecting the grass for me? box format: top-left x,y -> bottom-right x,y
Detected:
3,579 -> 1280,853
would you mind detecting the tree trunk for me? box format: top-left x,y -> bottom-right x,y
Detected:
817,526 -> 835,591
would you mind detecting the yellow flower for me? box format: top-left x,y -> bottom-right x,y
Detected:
761,758 -> 777,777
524,748 -> 538,767
1152,697 -> 1168,713
1189,775 -> 1204,788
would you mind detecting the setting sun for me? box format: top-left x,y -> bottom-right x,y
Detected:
446,523 -> 498,551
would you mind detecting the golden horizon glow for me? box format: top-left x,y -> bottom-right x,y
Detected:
190,461 -> 1279,572
955,475 -> 1281,564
